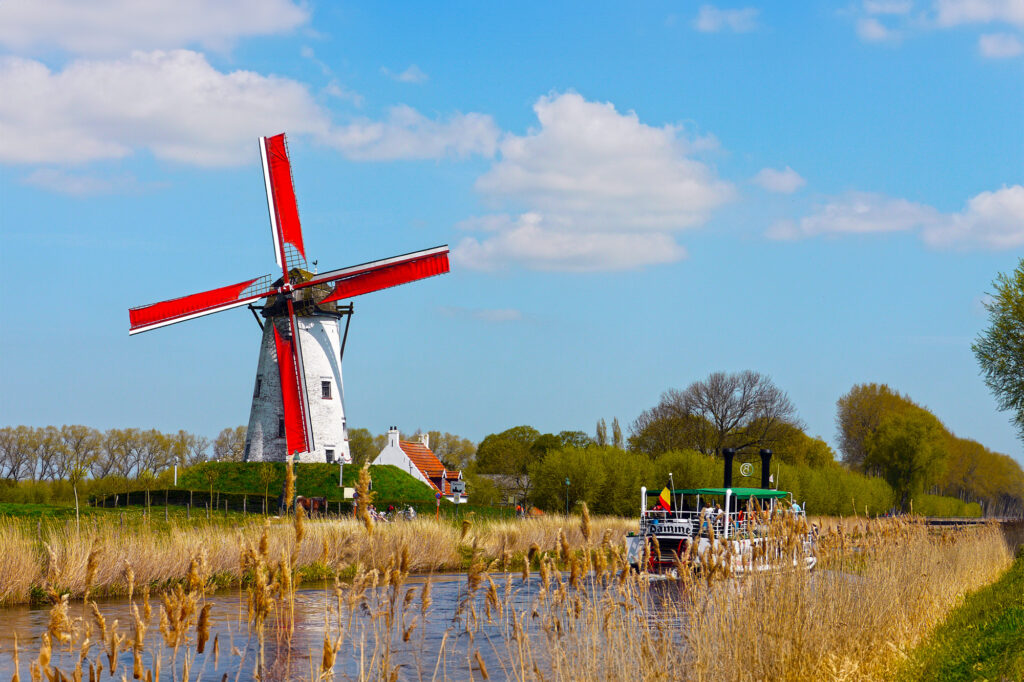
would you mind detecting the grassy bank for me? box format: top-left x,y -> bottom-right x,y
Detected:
899,525 -> 1024,681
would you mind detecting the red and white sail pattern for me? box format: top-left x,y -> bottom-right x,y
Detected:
260,133 -> 307,277
272,301 -> 315,456
128,133 -> 451,458
128,275 -> 275,335
314,247 -> 449,303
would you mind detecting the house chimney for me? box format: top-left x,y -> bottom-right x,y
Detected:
418,432 -> 430,449
760,449 -> 773,489
388,426 -> 399,448
722,448 -> 735,490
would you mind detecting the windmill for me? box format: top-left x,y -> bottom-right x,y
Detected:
128,133 -> 449,463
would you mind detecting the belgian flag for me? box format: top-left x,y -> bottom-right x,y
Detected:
658,487 -> 671,510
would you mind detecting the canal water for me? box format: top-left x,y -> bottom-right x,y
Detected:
0,573 -> 680,680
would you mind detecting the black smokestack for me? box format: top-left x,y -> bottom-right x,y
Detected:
760,449 -> 773,489
723,448 -> 735,490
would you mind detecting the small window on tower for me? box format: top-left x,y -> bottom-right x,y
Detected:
325,448 -> 335,463
277,417 -> 285,438
254,377 -> 262,398
321,380 -> 331,399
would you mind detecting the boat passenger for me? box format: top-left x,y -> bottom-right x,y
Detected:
700,503 -> 714,535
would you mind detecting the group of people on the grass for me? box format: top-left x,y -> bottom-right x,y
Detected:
363,503 -> 417,522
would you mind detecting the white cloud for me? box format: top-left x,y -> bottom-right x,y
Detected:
438,306 -> 523,322
0,50 -> 330,165
768,185 -> 1024,250
934,0 -> 1024,27
693,5 -> 759,33
978,31 -> 1024,55
921,185 -> 1024,249
857,17 -> 902,41
475,93 -> 734,231
327,105 -> 499,161
0,0 -> 308,55
752,166 -> 806,193
454,92 -> 731,271
454,214 -> 687,272
21,168 -> 151,196
0,51 -> 498,166
381,65 -> 429,84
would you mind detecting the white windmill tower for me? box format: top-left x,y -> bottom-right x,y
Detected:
128,133 -> 450,463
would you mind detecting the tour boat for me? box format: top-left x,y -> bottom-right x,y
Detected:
624,449 -> 817,575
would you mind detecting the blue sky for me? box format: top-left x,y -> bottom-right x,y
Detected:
0,0 -> 1021,463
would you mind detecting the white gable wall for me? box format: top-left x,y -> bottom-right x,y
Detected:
372,428 -> 437,491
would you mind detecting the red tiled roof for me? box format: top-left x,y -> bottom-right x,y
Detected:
398,440 -> 446,480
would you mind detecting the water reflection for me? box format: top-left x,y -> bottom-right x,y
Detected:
0,574 -> 689,681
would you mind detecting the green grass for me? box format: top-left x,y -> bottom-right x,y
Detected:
900,551 -> 1024,681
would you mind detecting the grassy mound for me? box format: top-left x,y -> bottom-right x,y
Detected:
176,462 -> 437,501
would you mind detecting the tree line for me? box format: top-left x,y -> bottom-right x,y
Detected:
471,370 -> 1024,517
0,425 -> 246,481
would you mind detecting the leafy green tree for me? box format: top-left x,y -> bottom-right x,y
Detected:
476,426 -> 540,475
835,383 -> 917,468
973,259 -> 1024,443
767,422 -> 835,468
629,410 -> 712,456
595,419 -> 607,447
864,411 -> 948,510
529,448 -> 608,513
476,426 -> 541,504
596,447 -> 654,516
425,431 -> 477,470
531,433 -> 563,458
611,418 -> 624,449
557,430 -> 592,449
347,428 -> 378,467
257,462 -> 277,512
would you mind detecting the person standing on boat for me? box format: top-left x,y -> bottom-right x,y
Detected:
700,502 -> 715,535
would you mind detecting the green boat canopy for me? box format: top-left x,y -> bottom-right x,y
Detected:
649,487 -> 790,500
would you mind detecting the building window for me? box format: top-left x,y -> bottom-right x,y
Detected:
254,377 -> 262,398
325,448 -> 335,463
321,380 -> 331,399
278,417 -> 285,438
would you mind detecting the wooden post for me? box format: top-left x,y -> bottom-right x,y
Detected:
243,495 -> 247,515
206,501 -> 210,520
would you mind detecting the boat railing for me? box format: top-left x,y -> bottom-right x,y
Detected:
641,508 -> 810,540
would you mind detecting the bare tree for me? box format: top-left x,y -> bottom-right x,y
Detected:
631,371 -> 802,457
35,426 -> 65,481
187,434 -> 211,465
139,429 -> 174,474
0,426 -> 38,481
213,426 -> 247,462
59,425 -> 101,480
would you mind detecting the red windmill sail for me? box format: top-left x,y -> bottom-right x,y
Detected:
260,133 -> 307,277
128,133 -> 450,458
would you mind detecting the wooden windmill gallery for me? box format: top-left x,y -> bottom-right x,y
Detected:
128,133 -> 450,464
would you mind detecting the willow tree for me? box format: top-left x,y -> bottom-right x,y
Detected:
972,258 -> 1024,444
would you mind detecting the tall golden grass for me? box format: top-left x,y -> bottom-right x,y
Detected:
0,513 -> 634,605
3,512 -> 1021,681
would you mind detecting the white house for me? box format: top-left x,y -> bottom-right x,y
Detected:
372,427 -> 465,502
